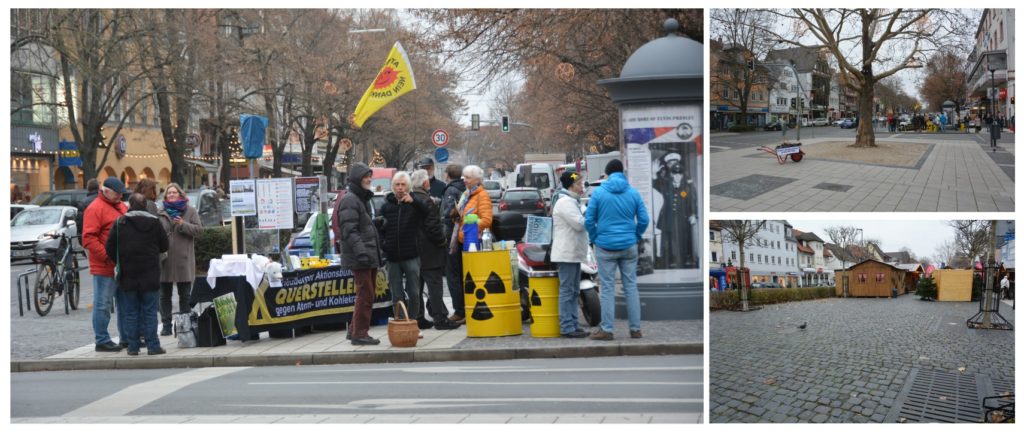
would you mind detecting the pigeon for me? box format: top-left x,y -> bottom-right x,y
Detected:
798,322 -> 807,330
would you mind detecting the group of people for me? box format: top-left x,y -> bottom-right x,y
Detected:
81,177 -> 200,355
332,156 -> 649,344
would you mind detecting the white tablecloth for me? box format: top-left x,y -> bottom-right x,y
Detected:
206,258 -> 264,291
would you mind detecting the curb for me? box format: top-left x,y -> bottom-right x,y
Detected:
11,342 -> 702,373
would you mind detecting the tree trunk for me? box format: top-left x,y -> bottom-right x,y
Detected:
853,82 -> 877,148
739,244 -> 749,312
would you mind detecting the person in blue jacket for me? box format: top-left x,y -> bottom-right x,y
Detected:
584,159 -> 649,340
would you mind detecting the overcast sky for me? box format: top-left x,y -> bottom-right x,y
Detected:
786,220 -> 956,260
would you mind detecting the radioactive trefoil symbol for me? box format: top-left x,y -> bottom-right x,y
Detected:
464,271 -> 506,321
531,289 -> 542,306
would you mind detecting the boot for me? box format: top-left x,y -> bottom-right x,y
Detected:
160,321 -> 173,336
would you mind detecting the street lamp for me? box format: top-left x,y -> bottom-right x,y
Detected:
982,51 -> 1007,151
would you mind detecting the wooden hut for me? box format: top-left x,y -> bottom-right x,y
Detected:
895,263 -> 923,295
933,269 -> 973,301
835,259 -> 906,298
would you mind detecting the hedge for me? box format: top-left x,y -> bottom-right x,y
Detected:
193,226 -> 295,273
710,287 -> 834,310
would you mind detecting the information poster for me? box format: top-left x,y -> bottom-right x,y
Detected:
213,292 -> 239,338
524,215 -> 553,245
294,176 -> 324,214
229,180 -> 257,216
256,178 -> 295,229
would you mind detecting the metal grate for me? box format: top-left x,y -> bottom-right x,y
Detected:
891,368 -> 984,423
989,377 -> 1015,408
710,174 -> 796,200
812,182 -> 853,192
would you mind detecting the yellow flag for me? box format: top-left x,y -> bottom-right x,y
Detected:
352,41 -> 418,128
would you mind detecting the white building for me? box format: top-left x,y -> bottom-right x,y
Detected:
794,229 -> 832,286
721,220 -> 801,287
996,220 -> 1015,268
967,9 -> 1015,123
767,64 -> 800,125
709,221 -> 724,269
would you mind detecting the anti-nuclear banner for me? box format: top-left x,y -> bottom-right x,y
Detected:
248,266 -> 391,327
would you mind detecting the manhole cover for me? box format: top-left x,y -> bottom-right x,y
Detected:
888,368 -> 984,423
711,174 -> 796,200
813,182 -> 853,192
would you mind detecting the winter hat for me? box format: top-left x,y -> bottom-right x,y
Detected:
605,159 -> 624,175
560,170 -> 580,189
103,177 -> 127,194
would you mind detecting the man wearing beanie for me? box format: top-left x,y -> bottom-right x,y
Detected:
584,159 -> 649,340
551,170 -> 590,338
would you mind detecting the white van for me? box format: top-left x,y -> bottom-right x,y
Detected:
514,163 -> 556,203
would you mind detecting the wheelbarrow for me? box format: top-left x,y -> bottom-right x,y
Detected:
758,142 -> 804,164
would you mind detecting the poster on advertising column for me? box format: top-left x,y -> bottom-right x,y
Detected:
256,178 -> 295,229
621,104 -> 702,271
229,180 -> 257,216
293,176 -> 325,214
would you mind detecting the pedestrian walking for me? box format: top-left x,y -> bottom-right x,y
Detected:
551,171 -> 590,338
82,178 -> 129,352
1001,274 -> 1010,299
416,157 -> 447,199
380,171 -> 431,335
157,183 -> 201,336
411,169 -> 460,330
134,178 -> 160,215
584,159 -> 649,340
441,164 -> 467,324
333,163 -> 383,345
106,193 -> 169,356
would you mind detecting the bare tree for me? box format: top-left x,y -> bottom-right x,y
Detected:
933,239 -> 960,268
824,225 -> 860,297
719,220 -> 766,311
765,9 -> 976,147
710,9 -> 778,126
919,49 -> 969,115
948,220 -> 992,266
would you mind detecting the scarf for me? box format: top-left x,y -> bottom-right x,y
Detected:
163,198 -> 188,219
458,184 -> 479,216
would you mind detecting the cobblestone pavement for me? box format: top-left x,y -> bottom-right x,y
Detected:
710,295 -> 1015,423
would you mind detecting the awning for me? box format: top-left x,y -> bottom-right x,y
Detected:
185,159 -> 218,171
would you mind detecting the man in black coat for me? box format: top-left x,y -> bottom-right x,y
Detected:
417,157 -> 447,199
105,193 -> 169,356
440,163 -> 467,323
411,169 -> 461,330
380,172 -> 431,324
333,162 -> 383,345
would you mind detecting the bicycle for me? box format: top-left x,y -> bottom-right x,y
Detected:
32,232 -> 82,316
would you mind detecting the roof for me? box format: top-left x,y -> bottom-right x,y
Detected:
765,46 -> 828,73
840,259 -> 905,272
825,243 -> 875,263
797,244 -> 814,254
895,263 -> 923,272
796,231 -> 825,243
709,220 -> 723,231
885,251 -> 913,264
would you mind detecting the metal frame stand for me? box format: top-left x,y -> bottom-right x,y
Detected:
967,259 -> 1013,330
16,268 -> 37,316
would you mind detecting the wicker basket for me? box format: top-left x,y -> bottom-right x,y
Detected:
387,300 -> 419,347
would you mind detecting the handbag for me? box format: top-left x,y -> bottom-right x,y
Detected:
173,311 -> 198,348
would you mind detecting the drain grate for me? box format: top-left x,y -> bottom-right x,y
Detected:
989,377 -> 1014,408
890,368 -> 984,423
710,174 -> 796,200
812,182 -> 853,192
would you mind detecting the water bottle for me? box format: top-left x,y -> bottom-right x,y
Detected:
481,229 -> 493,251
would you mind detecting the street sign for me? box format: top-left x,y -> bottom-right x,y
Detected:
432,129 -> 449,147
435,147 -> 449,163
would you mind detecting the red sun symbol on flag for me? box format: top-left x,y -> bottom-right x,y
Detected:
373,66 -> 400,89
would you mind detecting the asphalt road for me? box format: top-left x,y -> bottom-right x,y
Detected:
12,355 -> 703,422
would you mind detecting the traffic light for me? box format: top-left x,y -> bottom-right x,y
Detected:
501,115 -> 510,132
471,114 -> 480,131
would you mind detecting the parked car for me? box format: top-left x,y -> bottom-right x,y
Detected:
10,206 -> 78,262
764,121 -> 783,131
286,209 -> 335,257
11,204 -> 38,220
811,118 -> 829,127
183,190 -> 229,227
30,189 -> 89,209
498,187 -> 546,216
483,180 -> 504,201
839,118 -> 857,129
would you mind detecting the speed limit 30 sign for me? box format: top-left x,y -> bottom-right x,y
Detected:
432,129 -> 449,147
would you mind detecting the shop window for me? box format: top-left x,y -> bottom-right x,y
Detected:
858,273 -> 867,283
876,273 -> 885,282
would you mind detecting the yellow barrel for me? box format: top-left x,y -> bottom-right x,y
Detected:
462,250 -> 522,337
528,276 -> 560,338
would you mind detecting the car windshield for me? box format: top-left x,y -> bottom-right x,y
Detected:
12,208 -> 62,226
29,191 -> 54,205
516,173 -> 550,189
504,191 -> 540,201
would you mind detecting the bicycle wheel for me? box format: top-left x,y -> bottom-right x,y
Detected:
34,263 -> 56,317
67,256 -> 81,310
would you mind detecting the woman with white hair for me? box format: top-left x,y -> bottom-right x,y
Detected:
450,165 -> 492,250
380,171 -> 432,329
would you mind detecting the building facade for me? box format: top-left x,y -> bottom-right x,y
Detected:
794,229 -> 831,286
709,221 -> 724,269
766,46 -> 834,122
967,9 -> 1015,125
721,220 -> 801,287
710,39 -> 771,129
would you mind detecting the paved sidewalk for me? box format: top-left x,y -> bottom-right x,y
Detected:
12,412 -> 701,424
710,136 -> 1014,212
710,296 -> 1014,423
12,319 -> 702,372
